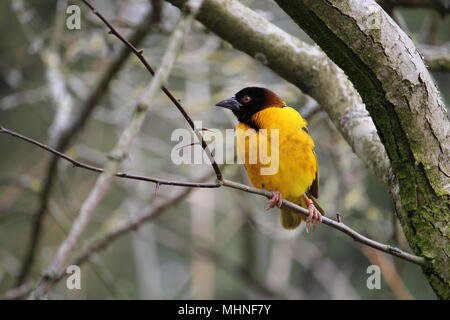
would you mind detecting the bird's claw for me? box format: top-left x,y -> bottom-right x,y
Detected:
266,191 -> 283,210
305,203 -> 322,232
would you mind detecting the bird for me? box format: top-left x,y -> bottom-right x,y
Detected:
215,87 -> 323,230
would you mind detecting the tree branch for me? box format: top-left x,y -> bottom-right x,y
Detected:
30,0 -> 206,299
378,0 -> 450,16
16,6 -> 158,285
420,44 -> 450,72
220,179 -> 427,266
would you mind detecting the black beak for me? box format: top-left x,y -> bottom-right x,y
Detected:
215,97 -> 242,112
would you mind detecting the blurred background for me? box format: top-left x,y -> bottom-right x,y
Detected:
0,0 -> 448,299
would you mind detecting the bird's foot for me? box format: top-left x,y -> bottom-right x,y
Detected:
305,196 -> 322,232
266,191 -> 283,209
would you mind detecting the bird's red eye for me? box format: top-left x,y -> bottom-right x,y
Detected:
243,95 -> 251,103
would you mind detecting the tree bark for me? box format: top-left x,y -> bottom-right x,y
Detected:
273,0 -> 449,298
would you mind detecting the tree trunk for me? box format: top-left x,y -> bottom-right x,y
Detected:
273,0 -> 449,298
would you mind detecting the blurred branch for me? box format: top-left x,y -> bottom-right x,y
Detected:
15,6 -> 158,285
152,226 -> 290,299
13,0 -> 74,146
61,181 -> 289,299
420,11 -> 440,45
293,240 -> 360,299
1,282 -> 35,300
151,0 -> 163,24
362,246 -> 414,300
46,200 -> 128,299
420,44 -> 450,72
29,0 -> 205,299
0,87 -> 48,111
70,176 -> 207,270
378,0 -> 450,16
1,170 -> 210,300
265,239 -> 295,294
378,1 -> 412,34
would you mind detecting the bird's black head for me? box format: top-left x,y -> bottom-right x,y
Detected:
215,87 -> 285,124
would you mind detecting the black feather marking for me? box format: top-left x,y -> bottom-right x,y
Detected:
308,170 -> 319,198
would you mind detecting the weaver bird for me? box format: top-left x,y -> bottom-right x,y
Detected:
216,87 -> 323,230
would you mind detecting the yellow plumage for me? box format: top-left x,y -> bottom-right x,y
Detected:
215,87 -> 322,229
236,106 -> 319,229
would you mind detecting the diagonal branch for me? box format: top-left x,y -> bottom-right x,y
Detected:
0,126 -> 219,189
220,179 -> 427,266
81,0 -> 222,181
30,0 -> 205,299
16,7 -> 158,285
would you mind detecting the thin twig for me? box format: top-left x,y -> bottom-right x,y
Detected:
219,179 -> 428,267
81,0 -> 222,180
16,7 -> 158,285
0,126 -> 219,189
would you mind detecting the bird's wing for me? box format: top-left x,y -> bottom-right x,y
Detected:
301,126 -> 319,199
307,153 -> 319,199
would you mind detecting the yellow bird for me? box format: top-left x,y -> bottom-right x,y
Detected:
216,87 -> 323,230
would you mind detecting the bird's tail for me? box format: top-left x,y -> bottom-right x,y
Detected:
280,207 -> 303,229
280,195 -> 324,230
